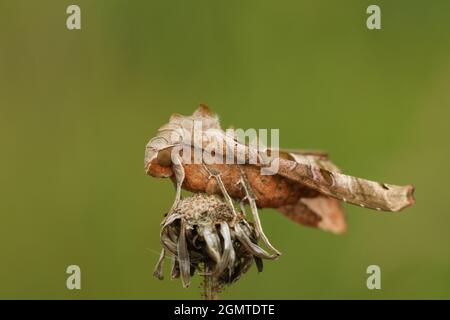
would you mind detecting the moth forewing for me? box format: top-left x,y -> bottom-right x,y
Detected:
275,158 -> 415,212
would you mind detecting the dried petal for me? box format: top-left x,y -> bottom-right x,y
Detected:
254,257 -> 264,273
198,225 -> 221,264
162,213 -> 182,228
160,228 -> 177,255
190,262 -> 198,276
153,248 -> 165,280
178,221 -> 191,288
171,256 -> 180,279
216,222 -> 236,276
168,226 -> 179,244
234,223 -> 277,260
228,256 -> 253,283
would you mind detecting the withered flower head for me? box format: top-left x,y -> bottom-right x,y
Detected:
153,193 -> 278,292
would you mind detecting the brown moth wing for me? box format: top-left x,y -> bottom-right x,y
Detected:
179,163 -> 313,208
277,148 -> 329,158
265,150 -> 348,233
275,158 -> 415,212
277,196 -> 347,234
275,149 -> 341,173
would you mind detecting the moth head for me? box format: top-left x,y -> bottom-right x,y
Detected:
145,135 -> 175,177
144,104 -> 219,177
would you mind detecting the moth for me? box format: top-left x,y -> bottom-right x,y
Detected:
145,105 -> 415,255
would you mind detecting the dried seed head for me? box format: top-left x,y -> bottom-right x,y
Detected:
154,193 -> 277,290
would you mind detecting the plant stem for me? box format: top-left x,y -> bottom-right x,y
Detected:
203,267 -> 219,300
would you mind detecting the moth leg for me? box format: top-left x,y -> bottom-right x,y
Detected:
238,167 -> 281,256
202,164 -> 238,217
239,199 -> 247,215
170,154 -> 185,213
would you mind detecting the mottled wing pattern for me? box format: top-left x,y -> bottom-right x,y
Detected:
277,196 -> 347,234
276,158 -> 415,212
274,149 -> 347,233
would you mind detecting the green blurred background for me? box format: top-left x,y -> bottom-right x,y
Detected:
1,0 -> 449,299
